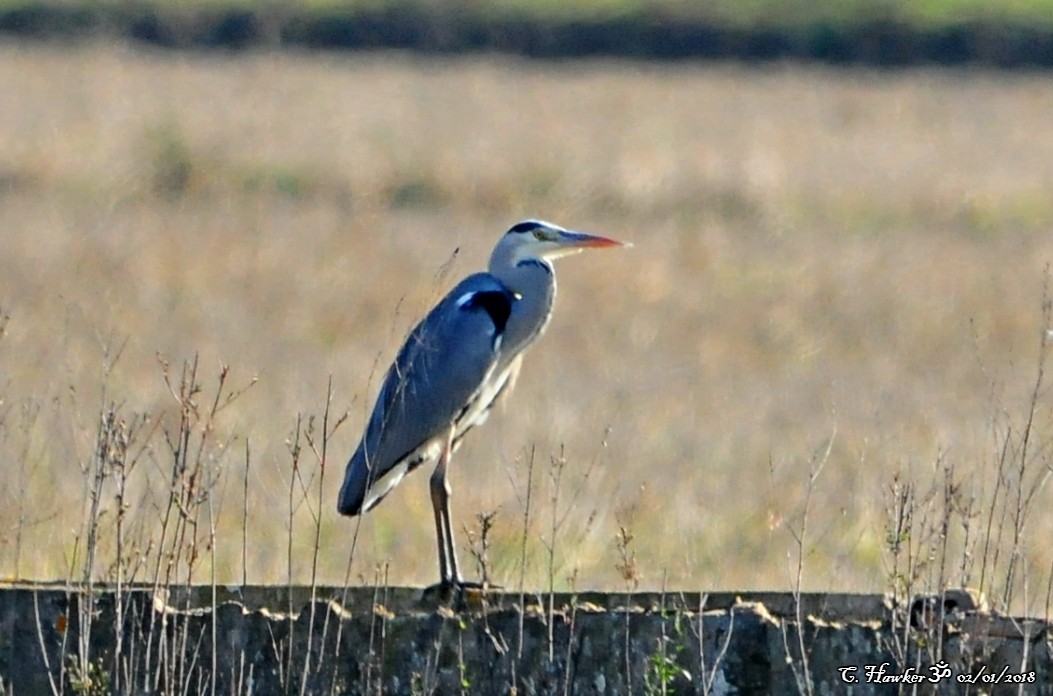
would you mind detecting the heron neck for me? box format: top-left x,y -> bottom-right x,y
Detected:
490,258 -> 556,359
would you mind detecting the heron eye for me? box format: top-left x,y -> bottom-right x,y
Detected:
533,229 -> 548,241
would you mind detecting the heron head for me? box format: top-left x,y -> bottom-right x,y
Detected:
497,220 -> 627,265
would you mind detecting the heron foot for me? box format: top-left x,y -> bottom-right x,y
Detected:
421,579 -> 500,610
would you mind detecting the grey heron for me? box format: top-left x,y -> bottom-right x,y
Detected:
337,219 -> 627,590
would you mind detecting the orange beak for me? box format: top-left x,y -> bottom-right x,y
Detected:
557,230 -> 630,249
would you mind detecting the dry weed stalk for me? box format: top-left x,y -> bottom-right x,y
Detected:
300,379 -> 348,695
686,592 -> 736,696
614,504 -> 641,694
775,427 -> 834,696
465,509 -> 498,589
508,444 -> 536,689
49,353 -> 254,695
879,281 -> 1053,679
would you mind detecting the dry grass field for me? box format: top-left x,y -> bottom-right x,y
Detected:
3,42 -> 1053,613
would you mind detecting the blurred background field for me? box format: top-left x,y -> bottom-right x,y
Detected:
3,39 -> 1053,612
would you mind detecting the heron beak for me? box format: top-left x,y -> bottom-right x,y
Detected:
557,230 -> 629,249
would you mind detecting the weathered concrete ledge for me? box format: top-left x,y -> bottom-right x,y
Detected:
0,583 -> 1048,694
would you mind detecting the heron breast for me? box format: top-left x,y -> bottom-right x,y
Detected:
454,361 -> 517,438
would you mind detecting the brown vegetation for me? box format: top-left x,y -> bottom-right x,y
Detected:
2,44 -> 1053,614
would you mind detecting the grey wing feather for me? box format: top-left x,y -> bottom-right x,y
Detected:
337,273 -> 515,516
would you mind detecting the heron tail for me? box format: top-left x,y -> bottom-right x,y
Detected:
337,448 -> 369,516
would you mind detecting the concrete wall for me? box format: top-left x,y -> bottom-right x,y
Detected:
0,583 -> 1048,694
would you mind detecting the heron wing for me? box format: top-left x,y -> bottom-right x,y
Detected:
338,273 -> 515,515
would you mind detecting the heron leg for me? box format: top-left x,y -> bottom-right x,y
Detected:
443,496 -> 462,585
429,469 -> 450,584
429,427 -> 460,585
